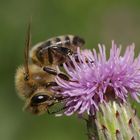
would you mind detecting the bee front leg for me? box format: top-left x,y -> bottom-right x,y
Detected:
43,66 -> 70,81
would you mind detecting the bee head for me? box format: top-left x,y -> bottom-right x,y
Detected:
24,92 -> 56,115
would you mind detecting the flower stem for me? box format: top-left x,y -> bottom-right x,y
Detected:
86,115 -> 99,140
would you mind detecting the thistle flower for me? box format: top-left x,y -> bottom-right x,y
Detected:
55,41 -> 140,116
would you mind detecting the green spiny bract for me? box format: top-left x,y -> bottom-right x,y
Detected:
89,102 -> 140,140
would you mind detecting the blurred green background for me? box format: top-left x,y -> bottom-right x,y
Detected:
1,0 -> 140,140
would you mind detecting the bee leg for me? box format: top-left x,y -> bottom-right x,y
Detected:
45,82 -> 58,88
43,66 -> 70,81
48,48 -> 53,64
52,46 -> 73,56
57,73 -> 69,81
43,67 -> 57,75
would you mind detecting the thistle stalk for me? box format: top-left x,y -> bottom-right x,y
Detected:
87,115 -> 99,140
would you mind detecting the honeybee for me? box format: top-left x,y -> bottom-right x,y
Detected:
30,35 -> 85,67
15,24 -> 68,115
15,22 -> 85,115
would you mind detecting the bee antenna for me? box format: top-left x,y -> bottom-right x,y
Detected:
24,18 -> 32,81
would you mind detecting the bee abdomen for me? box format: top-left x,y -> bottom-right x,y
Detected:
72,36 -> 85,46
64,36 -> 71,46
53,35 -> 85,48
37,35 -> 85,52
32,35 -> 85,65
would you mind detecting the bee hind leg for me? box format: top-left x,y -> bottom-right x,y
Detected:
52,46 -> 73,57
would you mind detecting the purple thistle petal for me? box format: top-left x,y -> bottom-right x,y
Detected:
54,41 -> 140,116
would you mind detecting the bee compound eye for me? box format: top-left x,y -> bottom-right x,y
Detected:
31,94 -> 50,105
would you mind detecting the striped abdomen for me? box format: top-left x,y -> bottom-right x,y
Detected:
30,35 -> 85,66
